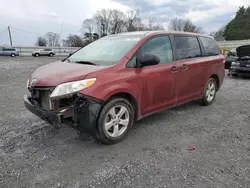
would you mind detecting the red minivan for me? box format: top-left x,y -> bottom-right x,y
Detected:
24,31 -> 225,144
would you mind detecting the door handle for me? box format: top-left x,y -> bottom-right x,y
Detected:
171,66 -> 178,72
181,64 -> 188,69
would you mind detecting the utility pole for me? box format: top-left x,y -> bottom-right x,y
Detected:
8,26 -> 12,46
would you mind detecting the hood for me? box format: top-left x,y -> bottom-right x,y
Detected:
30,61 -> 108,87
236,45 -> 250,57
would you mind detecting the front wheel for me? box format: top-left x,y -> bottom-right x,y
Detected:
11,53 -> 16,57
49,53 -> 54,57
96,98 -> 134,145
201,78 -> 217,105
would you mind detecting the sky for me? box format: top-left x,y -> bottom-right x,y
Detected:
0,0 -> 249,46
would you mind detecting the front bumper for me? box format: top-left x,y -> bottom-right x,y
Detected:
228,66 -> 250,76
24,95 -> 62,126
24,94 -> 103,136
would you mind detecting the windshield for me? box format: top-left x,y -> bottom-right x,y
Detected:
68,35 -> 142,65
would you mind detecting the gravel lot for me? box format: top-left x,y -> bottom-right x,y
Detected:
0,57 -> 249,188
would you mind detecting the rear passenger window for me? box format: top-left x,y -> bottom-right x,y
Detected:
141,36 -> 173,64
200,37 -> 220,56
174,36 -> 201,60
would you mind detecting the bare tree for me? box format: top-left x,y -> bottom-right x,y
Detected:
82,18 -> 95,34
169,18 -> 183,31
126,9 -> 142,32
148,17 -> 164,31
211,26 -> 226,41
45,32 -> 60,47
169,18 -> 203,33
83,32 -> 100,44
109,9 -> 126,34
63,34 -> 85,47
36,37 -> 47,46
94,9 -> 112,37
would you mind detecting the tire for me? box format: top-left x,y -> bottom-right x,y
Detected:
49,53 -> 54,57
96,97 -> 134,145
201,78 -> 217,106
11,53 -> 16,57
35,53 -> 39,57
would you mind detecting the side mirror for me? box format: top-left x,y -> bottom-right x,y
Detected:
138,53 -> 160,67
69,53 -> 72,56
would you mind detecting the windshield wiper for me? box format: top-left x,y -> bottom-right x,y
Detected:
75,61 -> 97,66
64,58 -> 71,62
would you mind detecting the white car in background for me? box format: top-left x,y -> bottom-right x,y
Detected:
32,49 -> 55,57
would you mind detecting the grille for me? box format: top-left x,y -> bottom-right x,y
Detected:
30,88 -> 54,110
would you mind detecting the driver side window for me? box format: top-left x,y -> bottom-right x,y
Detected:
127,35 -> 173,68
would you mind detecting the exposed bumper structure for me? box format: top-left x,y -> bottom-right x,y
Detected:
24,94 -> 62,126
24,94 -> 103,136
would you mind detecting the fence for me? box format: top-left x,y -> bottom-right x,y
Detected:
2,39 -> 250,56
217,40 -> 250,55
217,39 -> 250,48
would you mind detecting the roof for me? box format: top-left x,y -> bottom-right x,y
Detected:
112,30 -> 211,38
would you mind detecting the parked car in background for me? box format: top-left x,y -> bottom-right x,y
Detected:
228,45 -> 250,77
24,31 -> 225,145
0,47 -> 19,57
32,49 -> 55,57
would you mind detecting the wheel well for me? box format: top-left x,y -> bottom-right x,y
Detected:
108,92 -> 139,121
210,74 -> 219,91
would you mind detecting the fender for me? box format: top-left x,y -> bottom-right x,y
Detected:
80,81 -> 140,101
79,80 -> 142,117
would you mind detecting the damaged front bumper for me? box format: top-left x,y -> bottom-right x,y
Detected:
24,94 -> 62,127
24,93 -> 104,136
228,66 -> 250,77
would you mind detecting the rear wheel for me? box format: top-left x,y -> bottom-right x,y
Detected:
201,78 -> 217,105
96,98 -> 134,145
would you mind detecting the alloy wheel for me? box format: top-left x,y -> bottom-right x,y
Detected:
104,105 -> 130,138
206,81 -> 216,102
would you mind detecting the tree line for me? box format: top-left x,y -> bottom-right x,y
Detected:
210,6 -> 250,41
36,8 -> 203,47
36,6 -> 250,47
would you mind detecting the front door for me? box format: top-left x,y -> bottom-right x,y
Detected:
173,35 -> 205,104
40,49 -> 46,55
138,35 -> 177,115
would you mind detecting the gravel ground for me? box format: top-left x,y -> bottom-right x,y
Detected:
0,57 -> 249,188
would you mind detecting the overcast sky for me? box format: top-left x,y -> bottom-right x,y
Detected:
0,0 -> 249,46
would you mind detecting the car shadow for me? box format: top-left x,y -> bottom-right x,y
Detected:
132,101 -> 200,131
75,101 -> 201,145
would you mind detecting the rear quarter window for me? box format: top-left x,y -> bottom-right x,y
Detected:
199,37 -> 220,56
174,36 -> 201,60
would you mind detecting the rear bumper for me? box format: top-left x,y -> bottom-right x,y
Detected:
228,67 -> 250,76
24,95 -> 62,125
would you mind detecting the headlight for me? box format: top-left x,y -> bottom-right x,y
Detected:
26,79 -> 30,88
50,78 -> 96,98
231,62 -> 240,66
